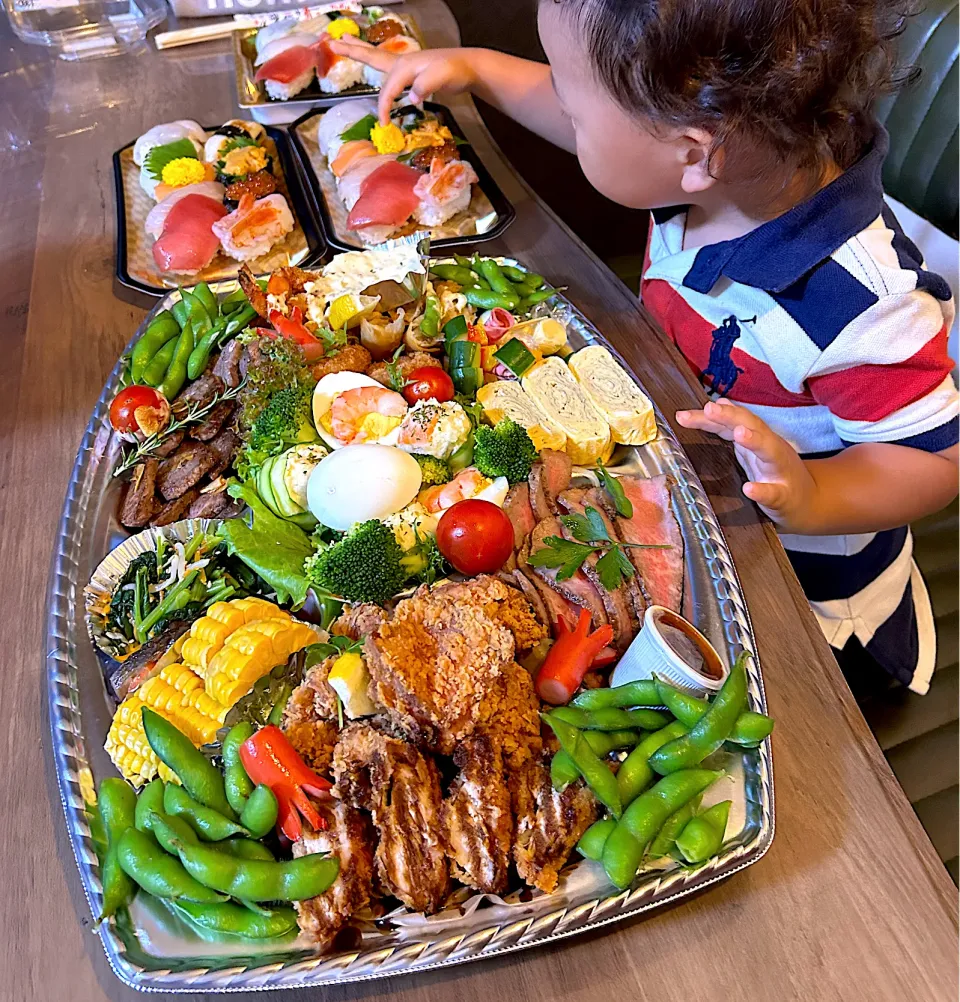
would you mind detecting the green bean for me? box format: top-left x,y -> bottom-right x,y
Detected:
550,750 -> 580,791
647,796 -> 700,859
655,676 -> 773,746
617,721 -> 687,806
602,769 -> 722,888
164,783 -> 247,841
571,680 -> 662,710
192,282 -> 218,319
550,706 -> 670,732
675,800 -> 732,864
465,289 -> 518,310
222,723 -> 255,816
543,714 -> 621,818
170,298 -> 189,329
582,729 -> 642,756
131,311 -> 181,383
239,784 -> 278,839
134,778 -> 166,833
142,708 -> 236,820
431,264 -> 477,285
141,337 -> 177,388
173,837 -> 340,901
96,778 -> 138,923
477,258 -> 519,299
116,827 -> 228,903
649,657 -> 748,775
187,317 -> 228,380
577,818 -> 617,861
157,321 -> 195,400
168,899 -> 299,940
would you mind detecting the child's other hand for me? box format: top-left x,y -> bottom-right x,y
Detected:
328,39 -> 479,124
676,399 -> 817,531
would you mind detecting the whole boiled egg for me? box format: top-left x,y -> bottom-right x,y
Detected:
312,371 -> 406,450
306,444 -> 423,531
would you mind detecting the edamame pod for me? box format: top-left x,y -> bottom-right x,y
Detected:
464,289 -> 517,311
192,282 -> 218,319
582,729 -> 642,756
116,827 -> 228,903
647,796 -> 700,859
616,721 -> 687,806
239,784 -> 278,840
675,800 -> 732,864
163,783 -> 248,841
550,750 -> 580,791
571,679 -> 662,710
550,706 -> 670,732
134,778 -> 166,832
577,818 -> 617,861
97,778 -> 138,923
131,311 -> 181,383
601,822 -> 645,889
655,675 -> 774,746
157,322 -> 195,401
477,258 -> 519,299
431,263 -> 478,285
543,714 -> 621,818
222,722 -> 256,816
169,899 -> 299,940
141,338 -> 177,387
170,297 -> 189,328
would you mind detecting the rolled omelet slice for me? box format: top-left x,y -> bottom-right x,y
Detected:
568,345 -> 657,446
476,380 -> 567,452
521,356 -> 613,465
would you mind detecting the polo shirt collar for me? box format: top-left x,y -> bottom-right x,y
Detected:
678,125 -> 889,294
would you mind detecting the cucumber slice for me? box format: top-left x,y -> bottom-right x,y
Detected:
257,456 -> 282,517
270,451 -> 305,518
287,511 -> 319,531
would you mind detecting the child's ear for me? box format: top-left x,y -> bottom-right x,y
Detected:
678,129 -> 717,195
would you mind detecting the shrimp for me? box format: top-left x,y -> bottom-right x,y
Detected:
418,468 -> 490,514
330,386 -> 407,445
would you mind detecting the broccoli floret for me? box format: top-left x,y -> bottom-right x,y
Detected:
400,533 -> 448,586
304,520 -> 408,605
472,418 -> 538,484
249,386 -> 316,453
413,454 -> 451,487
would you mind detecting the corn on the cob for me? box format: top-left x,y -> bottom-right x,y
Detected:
206,620 -> 319,707
181,598 -> 290,672
104,662 -> 227,786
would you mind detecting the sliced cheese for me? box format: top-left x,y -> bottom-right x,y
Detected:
568,345 -> 657,446
476,379 -> 567,452
521,357 -> 613,465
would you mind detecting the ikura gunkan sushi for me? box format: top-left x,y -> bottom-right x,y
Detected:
134,119 -> 295,275
319,101 -> 479,246
251,7 -> 420,102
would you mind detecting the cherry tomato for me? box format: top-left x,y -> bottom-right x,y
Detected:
436,499 -> 514,575
109,385 -> 170,434
402,366 -> 455,405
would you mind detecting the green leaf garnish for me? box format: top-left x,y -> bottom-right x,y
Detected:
559,506 -> 611,544
595,464 -> 633,518
144,138 -> 198,182
339,114 -> 376,143
528,536 -> 596,581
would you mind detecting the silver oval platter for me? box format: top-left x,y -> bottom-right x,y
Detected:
46,264 -> 775,991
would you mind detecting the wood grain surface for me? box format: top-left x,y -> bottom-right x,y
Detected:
0,2 -> 956,1000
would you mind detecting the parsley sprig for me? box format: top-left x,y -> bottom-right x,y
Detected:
594,463 -> 633,518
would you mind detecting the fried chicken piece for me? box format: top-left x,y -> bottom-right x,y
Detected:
331,603 -> 387,642
511,757 -> 597,894
333,722 -> 450,914
431,575 -> 547,653
293,801 -> 376,950
476,659 -> 542,773
442,734 -> 513,894
367,350 -> 441,388
281,657 -> 342,774
311,342 -> 372,380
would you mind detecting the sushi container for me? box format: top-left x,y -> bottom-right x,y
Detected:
611,606 -> 730,697
113,125 -> 323,299
289,103 -> 516,253
233,10 -> 425,125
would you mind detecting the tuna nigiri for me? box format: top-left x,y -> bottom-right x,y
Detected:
317,99 -> 378,160
254,33 -> 319,100
151,194 -> 227,274
211,193 -> 294,262
346,161 -> 422,237
413,159 -> 479,226
145,181 -> 226,240
336,154 -> 398,211
314,34 -> 364,94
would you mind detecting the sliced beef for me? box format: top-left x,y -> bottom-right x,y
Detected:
556,488 -> 635,652
497,568 -> 549,629
119,459 -> 161,528
527,462 -> 553,521
615,475 -> 685,613
517,539 -> 582,633
152,429 -> 185,459
151,487 -> 200,526
539,449 -> 573,505
172,372 -> 224,416
156,442 -> 217,501
212,338 -> 243,388
503,483 -> 536,551
186,490 -> 243,520
526,518 -> 608,627
190,400 -> 235,442
205,428 -> 240,479
585,486 -> 647,624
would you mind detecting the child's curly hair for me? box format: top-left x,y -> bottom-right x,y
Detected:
556,0 -> 916,200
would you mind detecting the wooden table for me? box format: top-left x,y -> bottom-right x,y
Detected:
1,2 -> 956,999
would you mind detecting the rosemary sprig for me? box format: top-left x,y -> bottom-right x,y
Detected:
112,381 -> 245,478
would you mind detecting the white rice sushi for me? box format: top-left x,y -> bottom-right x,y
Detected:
317,99 -> 379,160
211,193 -> 294,262
254,17 -> 301,55
133,120 -> 206,167
413,160 -> 479,226
144,181 -> 226,240
254,31 -> 317,66
318,56 -> 365,94
254,33 -> 320,101
336,155 -> 398,211
362,36 -> 421,88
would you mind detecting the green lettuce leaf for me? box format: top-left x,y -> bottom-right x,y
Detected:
217,481 -> 313,606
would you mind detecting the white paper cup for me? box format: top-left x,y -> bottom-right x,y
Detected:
611,606 -> 728,697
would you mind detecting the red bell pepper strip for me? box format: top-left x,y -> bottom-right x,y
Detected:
267,306 -> 325,362
239,725 -> 332,841
535,609 -> 615,705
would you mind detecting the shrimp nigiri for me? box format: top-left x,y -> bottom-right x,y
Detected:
211,193 -> 294,263
413,159 -> 479,227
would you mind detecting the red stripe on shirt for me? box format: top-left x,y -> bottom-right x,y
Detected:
642,279 -> 815,407
807,324 -> 953,421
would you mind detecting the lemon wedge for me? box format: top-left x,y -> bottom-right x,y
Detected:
327,652 -> 377,718
327,292 -> 381,331
326,16 -> 361,39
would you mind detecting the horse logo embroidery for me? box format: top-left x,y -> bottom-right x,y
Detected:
702,315 -> 755,397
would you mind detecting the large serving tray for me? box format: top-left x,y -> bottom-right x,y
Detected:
46,265 -> 775,991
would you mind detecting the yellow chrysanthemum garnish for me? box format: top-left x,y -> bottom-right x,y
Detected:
326,16 -> 361,39
371,121 -> 405,155
161,157 -> 206,187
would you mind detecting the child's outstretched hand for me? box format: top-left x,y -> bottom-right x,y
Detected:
676,399 -> 817,531
328,38 -> 479,124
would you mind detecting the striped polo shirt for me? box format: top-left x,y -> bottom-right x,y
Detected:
640,126 -> 958,693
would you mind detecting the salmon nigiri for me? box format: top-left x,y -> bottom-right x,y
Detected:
330,139 -> 378,178
151,193 -> 226,274
346,160 -> 422,233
